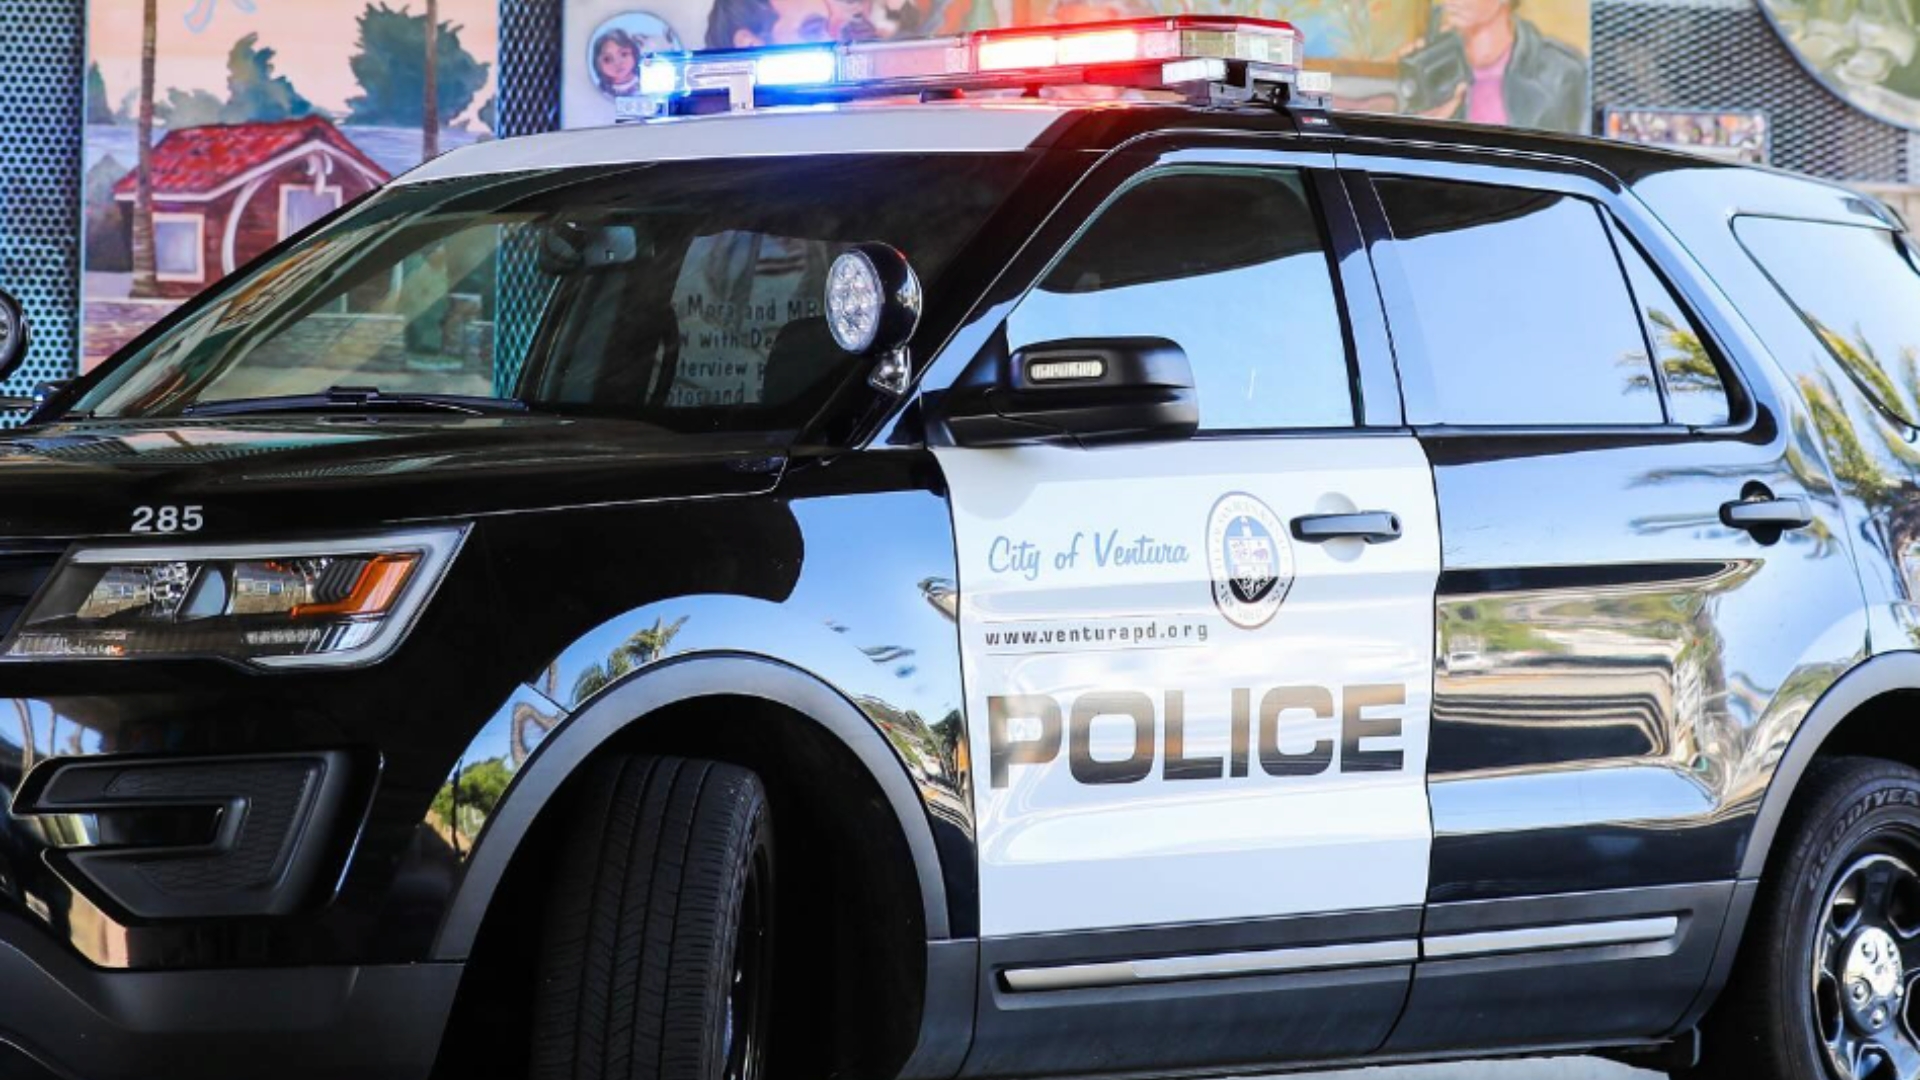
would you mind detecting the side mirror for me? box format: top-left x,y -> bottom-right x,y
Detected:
936,335 -> 1199,448
0,290 -> 28,384
826,243 -> 922,396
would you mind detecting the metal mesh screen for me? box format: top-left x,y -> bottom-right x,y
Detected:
1594,0 -> 1909,182
493,0 -> 566,394
0,0 -> 85,422
499,0 -> 564,139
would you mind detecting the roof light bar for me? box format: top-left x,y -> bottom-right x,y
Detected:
838,37 -> 972,82
615,15 -> 1320,119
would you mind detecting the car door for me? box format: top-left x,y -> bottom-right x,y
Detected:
1342,155 -> 1867,1054
926,145 -> 1442,1077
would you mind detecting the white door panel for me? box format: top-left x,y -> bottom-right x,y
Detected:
938,436 -> 1440,937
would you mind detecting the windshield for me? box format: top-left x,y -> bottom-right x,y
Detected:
72,153 -> 1039,432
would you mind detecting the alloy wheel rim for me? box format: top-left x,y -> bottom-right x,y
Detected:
1815,849 -> 1920,1079
724,845 -> 772,1080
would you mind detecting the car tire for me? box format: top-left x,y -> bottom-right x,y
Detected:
532,755 -> 775,1080
1685,756 -> 1920,1080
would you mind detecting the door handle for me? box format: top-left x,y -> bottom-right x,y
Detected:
1720,495 -> 1813,532
1290,511 -> 1403,545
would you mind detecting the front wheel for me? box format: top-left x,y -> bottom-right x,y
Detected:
532,755 -> 775,1080
1689,757 -> 1920,1080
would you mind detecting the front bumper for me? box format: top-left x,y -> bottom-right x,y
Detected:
0,913 -> 459,1080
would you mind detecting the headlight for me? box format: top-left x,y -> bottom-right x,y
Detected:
2,528 -> 466,669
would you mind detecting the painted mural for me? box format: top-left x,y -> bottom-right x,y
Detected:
562,0 -> 1592,133
1759,0 -> 1920,131
78,0 -> 1587,371
82,1 -> 499,369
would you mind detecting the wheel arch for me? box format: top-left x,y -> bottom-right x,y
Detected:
433,650 -> 953,960
1675,651 -> 1920,1040
430,651 -> 977,1080
1739,650 -> 1920,882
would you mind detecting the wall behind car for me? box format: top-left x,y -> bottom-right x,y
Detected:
1593,0 -> 1911,182
0,0 -> 85,410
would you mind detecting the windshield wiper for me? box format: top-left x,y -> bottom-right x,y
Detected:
181,386 -> 531,419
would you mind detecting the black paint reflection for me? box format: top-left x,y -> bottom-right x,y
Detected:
1423,399 -> 1864,900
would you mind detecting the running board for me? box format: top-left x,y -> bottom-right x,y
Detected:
961,883 -> 1732,1079
1003,939 -> 1418,992
1001,915 -> 1680,993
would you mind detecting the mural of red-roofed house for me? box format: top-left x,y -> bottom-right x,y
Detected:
110,116 -> 390,300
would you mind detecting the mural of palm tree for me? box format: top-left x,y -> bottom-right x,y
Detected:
133,0 -> 263,298
424,0 -> 440,159
129,0 -> 159,299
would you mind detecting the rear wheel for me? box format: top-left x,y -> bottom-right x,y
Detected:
532,755 -> 775,1080
1687,757 -> 1920,1080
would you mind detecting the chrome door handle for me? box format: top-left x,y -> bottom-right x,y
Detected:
1290,511 -> 1403,544
1720,496 -> 1813,532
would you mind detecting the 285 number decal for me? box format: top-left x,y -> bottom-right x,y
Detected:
131,505 -> 204,534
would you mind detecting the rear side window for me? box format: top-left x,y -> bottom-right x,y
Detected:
1737,216 -> 1920,428
1006,167 -> 1354,431
1616,234 -> 1732,427
1375,177 -> 1665,427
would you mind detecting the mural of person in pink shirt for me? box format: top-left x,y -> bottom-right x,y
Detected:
1396,0 -> 1588,132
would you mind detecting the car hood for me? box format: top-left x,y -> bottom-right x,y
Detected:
0,416 -> 788,540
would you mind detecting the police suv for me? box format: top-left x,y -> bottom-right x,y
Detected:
2,17 -> 1919,1080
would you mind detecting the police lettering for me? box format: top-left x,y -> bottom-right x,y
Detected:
987,684 -> 1406,788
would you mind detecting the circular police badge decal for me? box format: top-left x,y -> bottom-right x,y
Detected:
1207,493 -> 1293,630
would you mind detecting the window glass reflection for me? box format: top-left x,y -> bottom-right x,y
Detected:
1738,216 -> 1920,429
1616,232 -> 1731,427
76,154 -> 1037,433
1376,178 -> 1665,427
1006,168 -> 1354,431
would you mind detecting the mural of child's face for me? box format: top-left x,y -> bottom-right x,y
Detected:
597,39 -> 639,85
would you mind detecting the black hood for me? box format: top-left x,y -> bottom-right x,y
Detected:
0,416 -> 787,540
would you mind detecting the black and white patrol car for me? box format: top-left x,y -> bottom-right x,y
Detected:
3,16 -> 1920,1080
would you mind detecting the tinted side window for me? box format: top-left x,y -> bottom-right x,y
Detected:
1007,168 -> 1354,431
1615,232 -> 1732,427
1375,177 -> 1664,427
1737,216 -> 1920,428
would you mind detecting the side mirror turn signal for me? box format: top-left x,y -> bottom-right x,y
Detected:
934,335 -> 1199,448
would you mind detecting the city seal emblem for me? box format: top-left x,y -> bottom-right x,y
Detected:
1206,492 -> 1293,629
